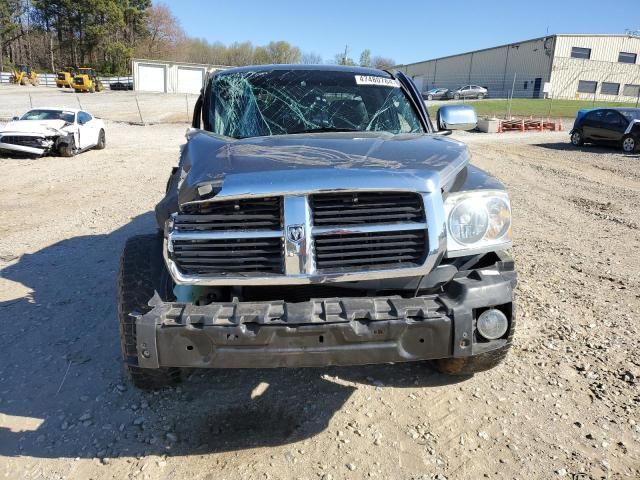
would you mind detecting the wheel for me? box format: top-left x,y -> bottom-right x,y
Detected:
57,84 -> 62,88
58,139 -> 76,157
434,312 -> 516,375
427,94 -> 433,101
477,93 -> 485,100
622,135 -> 636,153
453,93 -> 460,100
89,84 -> 95,93
570,130 -> 584,147
20,77 -> 27,86
118,234 -> 181,390
96,129 -> 106,150
95,81 -> 104,92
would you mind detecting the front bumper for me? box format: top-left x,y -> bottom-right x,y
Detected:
0,142 -> 45,155
134,257 -> 517,369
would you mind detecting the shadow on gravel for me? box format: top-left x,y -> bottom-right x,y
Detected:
0,212 -> 467,461
532,142 -> 640,157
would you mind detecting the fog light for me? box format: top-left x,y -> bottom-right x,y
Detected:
477,309 -> 508,340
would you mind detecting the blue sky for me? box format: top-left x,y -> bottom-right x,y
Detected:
161,0 -> 638,65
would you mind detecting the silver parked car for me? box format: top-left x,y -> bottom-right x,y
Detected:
422,88 -> 449,100
447,85 -> 489,100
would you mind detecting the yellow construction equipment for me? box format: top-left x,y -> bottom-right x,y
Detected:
56,66 -> 77,88
11,65 -> 39,86
72,67 -> 104,93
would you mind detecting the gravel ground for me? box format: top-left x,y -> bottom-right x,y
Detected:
0,120 -> 638,480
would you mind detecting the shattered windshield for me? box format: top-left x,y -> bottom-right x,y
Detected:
21,109 -> 75,123
208,70 -> 424,138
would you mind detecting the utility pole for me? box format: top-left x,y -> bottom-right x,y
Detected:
342,45 -> 348,66
26,0 -> 32,65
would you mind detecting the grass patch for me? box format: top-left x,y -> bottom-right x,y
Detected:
426,98 -> 639,120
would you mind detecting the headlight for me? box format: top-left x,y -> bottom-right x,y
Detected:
444,190 -> 512,256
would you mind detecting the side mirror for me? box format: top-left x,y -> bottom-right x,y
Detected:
12,116 -> 19,121
437,105 -> 478,131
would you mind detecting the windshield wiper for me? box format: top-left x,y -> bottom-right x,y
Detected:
288,127 -> 360,134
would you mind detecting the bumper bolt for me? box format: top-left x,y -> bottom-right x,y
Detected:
142,349 -> 151,358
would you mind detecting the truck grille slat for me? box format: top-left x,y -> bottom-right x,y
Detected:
171,234 -> 283,274
179,197 -> 282,231
314,230 -> 426,271
311,192 -> 425,226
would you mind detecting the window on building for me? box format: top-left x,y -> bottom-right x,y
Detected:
623,84 -> 640,97
523,81 -> 528,90
600,82 -> 620,96
618,52 -> 637,64
571,47 -> 591,60
577,80 -> 597,94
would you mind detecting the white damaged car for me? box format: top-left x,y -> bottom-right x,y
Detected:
0,108 -> 106,157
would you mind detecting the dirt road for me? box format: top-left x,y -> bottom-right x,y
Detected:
0,123 -> 638,480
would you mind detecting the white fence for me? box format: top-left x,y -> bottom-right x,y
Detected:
0,72 -> 132,88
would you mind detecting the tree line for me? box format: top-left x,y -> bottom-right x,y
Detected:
0,1 -> 396,75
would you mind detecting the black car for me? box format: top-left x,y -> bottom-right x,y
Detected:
110,81 -> 133,91
570,108 -> 640,153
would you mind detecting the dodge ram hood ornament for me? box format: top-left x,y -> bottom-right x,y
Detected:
287,224 -> 304,243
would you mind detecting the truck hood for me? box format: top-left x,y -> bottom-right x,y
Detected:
1,119 -> 70,135
177,130 -> 470,204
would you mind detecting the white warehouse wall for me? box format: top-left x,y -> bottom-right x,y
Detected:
550,35 -> 640,101
132,59 -> 228,94
397,34 -> 640,102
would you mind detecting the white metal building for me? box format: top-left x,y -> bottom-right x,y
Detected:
396,34 -> 640,102
132,59 -> 228,94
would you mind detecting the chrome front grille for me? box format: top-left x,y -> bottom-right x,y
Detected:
166,190 -> 435,285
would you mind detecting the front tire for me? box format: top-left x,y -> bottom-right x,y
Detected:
622,135 -> 636,153
453,93 -> 460,100
96,129 -> 106,150
427,94 -> 433,101
477,93 -> 485,100
571,130 -> 584,146
58,139 -> 76,157
117,234 -> 181,390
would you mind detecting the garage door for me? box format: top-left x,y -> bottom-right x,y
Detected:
137,63 -> 166,92
177,67 -> 204,94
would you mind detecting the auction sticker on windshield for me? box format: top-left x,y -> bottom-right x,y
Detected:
355,75 -> 399,87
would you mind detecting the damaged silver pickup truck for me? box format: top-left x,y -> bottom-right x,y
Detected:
117,65 -> 517,389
